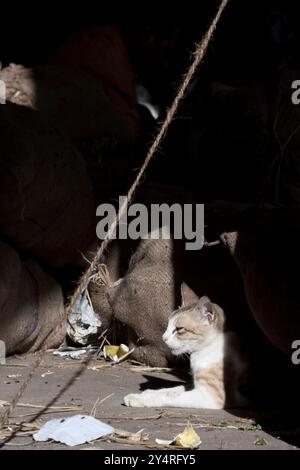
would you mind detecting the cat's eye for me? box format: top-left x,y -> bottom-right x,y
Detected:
174,327 -> 185,334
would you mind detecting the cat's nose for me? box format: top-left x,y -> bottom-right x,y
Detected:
162,332 -> 168,342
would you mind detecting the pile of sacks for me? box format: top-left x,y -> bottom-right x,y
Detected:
0,25 -> 137,355
0,100 -> 95,353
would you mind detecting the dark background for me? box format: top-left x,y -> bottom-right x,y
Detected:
1,1 -> 300,206
1,0 -> 300,204
1,1 -> 300,85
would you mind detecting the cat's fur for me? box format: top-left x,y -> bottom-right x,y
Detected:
124,283 -> 248,409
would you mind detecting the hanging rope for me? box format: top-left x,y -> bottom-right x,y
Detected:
0,0 -> 230,429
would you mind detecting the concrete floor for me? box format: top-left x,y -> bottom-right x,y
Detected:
0,352 -> 299,450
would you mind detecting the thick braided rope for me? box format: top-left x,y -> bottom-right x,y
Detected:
0,0 -> 229,429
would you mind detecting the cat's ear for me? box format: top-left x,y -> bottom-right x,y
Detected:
198,296 -> 215,324
181,282 -> 199,307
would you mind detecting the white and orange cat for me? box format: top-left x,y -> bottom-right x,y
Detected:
124,284 -> 249,409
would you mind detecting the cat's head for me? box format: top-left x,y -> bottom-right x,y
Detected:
162,283 -> 225,355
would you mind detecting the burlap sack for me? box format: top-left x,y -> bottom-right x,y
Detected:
213,67 -> 300,353
0,63 -> 135,204
108,237 -> 184,366
0,102 -> 95,267
222,230 -> 300,355
89,185 -> 193,366
0,240 -> 66,354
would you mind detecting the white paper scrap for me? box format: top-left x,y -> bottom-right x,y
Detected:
33,415 -> 114,446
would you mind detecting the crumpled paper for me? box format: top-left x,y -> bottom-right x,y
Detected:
33,415 -> 113,446
67,289 -> 101,345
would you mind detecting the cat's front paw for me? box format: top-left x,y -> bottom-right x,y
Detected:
123,393 -> 146,407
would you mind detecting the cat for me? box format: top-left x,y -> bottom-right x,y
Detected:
124,283 -> 249,409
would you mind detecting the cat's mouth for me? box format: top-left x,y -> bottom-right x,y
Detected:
164,337 -> 187,356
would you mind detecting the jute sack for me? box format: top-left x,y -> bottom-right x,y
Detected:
221,230 -> 300,355
0,240 -> 66,354
89,185 -> 192,366
0,102 -> 95,267
0,63 -> 135,204
108,237 -> 184,366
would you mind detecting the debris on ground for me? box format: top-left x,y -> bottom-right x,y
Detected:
113,428 -> 150,443
53,346 -> 92,359
103,344 -> 129,362
41,371 -> 54,378
254,437 -> 269,446
0,421 -> 43,441
33,415 -> 114,447
90,394 -> 115,417
129,366 -> 174,373
174,424 -> 202,448
0,400 -> 82,414
67,289 -> 102,345
155,424 -> 202,449
239,423 -> 262,431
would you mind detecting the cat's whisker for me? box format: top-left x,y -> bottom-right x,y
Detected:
183,353 -> 190,361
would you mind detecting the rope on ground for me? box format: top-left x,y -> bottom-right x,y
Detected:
0,0 -> 230,430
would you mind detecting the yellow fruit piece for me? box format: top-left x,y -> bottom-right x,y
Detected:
103,344 -> 129,362
174,424 -> 202,448
103,345 -> 119,361
118,344 -> 129,358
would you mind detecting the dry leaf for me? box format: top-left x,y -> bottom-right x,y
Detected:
129,367 -> 174,373
114,428 -> 149,442
254,437 -> 268,446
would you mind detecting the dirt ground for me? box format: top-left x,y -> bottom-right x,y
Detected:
0,352 -> 299,451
